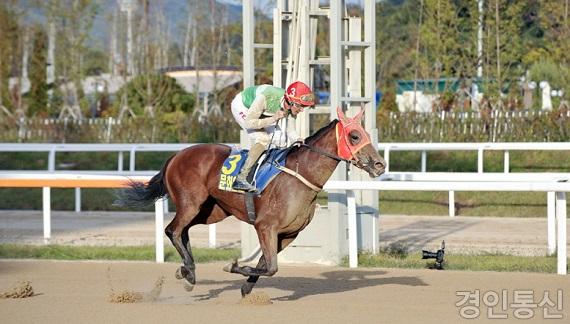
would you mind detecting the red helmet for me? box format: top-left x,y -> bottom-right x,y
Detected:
285,81 -> 315,107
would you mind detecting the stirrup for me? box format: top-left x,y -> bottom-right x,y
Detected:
232,179 -> 258,193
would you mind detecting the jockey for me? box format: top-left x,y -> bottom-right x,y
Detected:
230,81 -> 315,192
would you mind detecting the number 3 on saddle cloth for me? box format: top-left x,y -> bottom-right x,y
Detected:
218,147 -> 290,194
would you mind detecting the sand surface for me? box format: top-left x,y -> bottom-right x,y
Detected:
0,260 -> 568,324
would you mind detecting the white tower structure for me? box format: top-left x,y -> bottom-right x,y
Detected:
242,0 -> 378,265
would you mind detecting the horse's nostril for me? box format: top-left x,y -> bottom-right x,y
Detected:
374,161 -> 385,169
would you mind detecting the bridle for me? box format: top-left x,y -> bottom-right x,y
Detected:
274,109 -> 376,191
298,142 -> 351,163
292,119 -> 371,169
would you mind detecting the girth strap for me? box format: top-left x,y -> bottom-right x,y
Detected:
245,192 -> 256,224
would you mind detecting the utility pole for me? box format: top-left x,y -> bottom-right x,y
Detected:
109,9 -> 120,76
477,0 -> 484,78
119,0 -> 136,76
495,0 -> 501,94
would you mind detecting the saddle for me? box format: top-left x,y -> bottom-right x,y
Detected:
218,146 -> 289,194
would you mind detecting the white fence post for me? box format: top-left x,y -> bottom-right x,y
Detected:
347,190 -> 358,268
556,192 -> 567,275
42,187 -> 51,244
117,151 -> 124,171
547,192 -> 556,256
477,147 -> 484,173
75,187 -> 81,213
209,224 -> 217,248
421,150 -> 427,172
48,147 -> 55,172
384,148 -> 390,173
163,197 -> 169,214
504,150 -> 510,173
449,190 -> 455,217
155,199 -> 164,263
129,148 -> 136,172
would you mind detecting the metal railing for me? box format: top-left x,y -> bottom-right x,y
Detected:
1,172 -> 567,275
2,142 -> 569,273
324,179 -> 569,275
378,142 -> 570,173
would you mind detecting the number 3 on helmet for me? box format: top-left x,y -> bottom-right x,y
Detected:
285,81 -> 315,107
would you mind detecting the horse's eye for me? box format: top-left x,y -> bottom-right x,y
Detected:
349,131 -> 360,142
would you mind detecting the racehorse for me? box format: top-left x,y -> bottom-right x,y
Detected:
116,106 -> 386,297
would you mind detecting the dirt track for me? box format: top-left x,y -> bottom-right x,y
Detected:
2,210 -> 568,256
0,260 -> 568,324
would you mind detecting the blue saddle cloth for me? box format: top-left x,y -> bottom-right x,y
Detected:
218,146 -> 289,193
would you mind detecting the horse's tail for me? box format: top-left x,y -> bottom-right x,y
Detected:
114,155 -> 174,208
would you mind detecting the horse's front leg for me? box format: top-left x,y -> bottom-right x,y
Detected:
224,224 -> 278,277
239,257 -> 266,297
238,235 -> 298,296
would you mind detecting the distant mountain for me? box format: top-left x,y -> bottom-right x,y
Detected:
20,0 -> 243,49
92,0 -> 243,47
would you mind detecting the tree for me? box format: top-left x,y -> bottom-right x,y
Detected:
46,0 -> 99,119
112,74 -> 194,117
27,26 -> 48,117
0,1 -> 22,117
421,0 -> 480,84
539,0 -> 570,66
482,0 -> 525,97
376,0 -> 420,92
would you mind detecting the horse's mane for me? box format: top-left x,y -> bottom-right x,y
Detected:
304,119 -> 339,145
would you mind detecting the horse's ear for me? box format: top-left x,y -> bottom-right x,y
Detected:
337,106 -> 349,124
354,105 -> 365,122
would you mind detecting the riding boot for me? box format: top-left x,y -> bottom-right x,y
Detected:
232,143 -> 266,192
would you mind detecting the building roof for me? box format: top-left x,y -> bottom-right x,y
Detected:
164,68 -> 243,94
9,67 -> 243,96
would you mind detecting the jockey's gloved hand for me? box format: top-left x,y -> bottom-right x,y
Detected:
274,110 -> 287,120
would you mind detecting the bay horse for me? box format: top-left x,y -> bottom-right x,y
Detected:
117,107 -> 386,297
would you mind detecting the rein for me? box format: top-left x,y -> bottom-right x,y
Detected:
271,122 -> 363,192
272,142 -> 355,193
299,143 -> 355,165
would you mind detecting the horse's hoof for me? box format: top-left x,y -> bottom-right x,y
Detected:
222,263 -> 233,273
175,267 -> 183,279
183,282 -> 195,292
241,285 -> 253,297
223,259 -> 238,273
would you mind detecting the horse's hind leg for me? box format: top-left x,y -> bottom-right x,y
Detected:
165,207 -> 200,290
175,222 -> 197,285
167,200 -> 228,291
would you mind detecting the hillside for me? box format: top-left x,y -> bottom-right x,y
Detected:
21,0 -> 243,48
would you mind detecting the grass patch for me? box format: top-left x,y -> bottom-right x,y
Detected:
378,191 -> 558,217
1,244 -> 563,274
0,244 -> 240,263
346,252 -> 565,274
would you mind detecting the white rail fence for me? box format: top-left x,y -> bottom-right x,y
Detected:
0,143 -> 196,212
324,179 -> 569,275
0,172 -> 568,275
379,142 -> 570,173
1,143 -> 569,274
6,142 -> 570,174
379,142 -> 570,217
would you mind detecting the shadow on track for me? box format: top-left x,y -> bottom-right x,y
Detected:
192,269 -> 428,301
